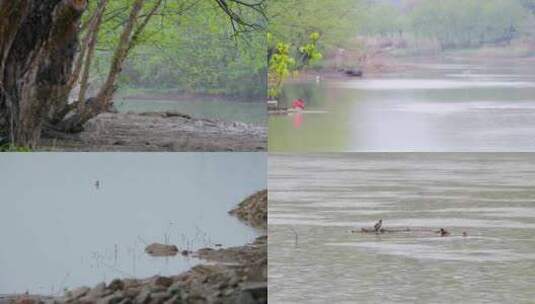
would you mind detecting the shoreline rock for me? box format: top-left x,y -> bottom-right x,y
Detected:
145,243 -> 179,257
228,190 -> 267,230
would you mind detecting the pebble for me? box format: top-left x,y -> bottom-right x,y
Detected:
147,292 -> 168,304
163,295 -> 182,304
87,282 -> 107,298
96,291 -> 123,304
108,279 -> 125,291
135,287 -> 152,304
150,276 -> 173,288
166,282 -> 182,296
69,286 -> 90,299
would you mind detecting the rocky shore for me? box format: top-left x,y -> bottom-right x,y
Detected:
1,190 -> 268,304
39,112 -> 267,152
228,190 -> 267,230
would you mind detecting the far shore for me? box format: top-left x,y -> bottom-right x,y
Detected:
118,90 -> 264,104
286,44 -> 535,83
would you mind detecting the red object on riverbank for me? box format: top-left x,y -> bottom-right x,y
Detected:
292,99 -> 305,110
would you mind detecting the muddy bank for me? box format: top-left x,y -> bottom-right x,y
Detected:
1,190 -> 268,304
39,112 -> 266,152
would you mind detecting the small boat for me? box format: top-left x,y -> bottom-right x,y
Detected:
344,69 -> 363,77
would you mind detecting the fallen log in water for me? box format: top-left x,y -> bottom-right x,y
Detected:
354,227 -> 440,233
357,227 -> 411,233
354,227 -> 466,237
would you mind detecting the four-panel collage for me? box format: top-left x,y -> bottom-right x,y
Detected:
1,0 -> 535,303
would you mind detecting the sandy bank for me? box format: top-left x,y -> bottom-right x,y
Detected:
39,112 -> 266,152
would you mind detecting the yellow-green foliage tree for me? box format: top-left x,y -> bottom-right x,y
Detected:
359,0 -> 532,50
266,0 -> 360,99
268,32 -> 322,99
409,0 -> 526,49
268,41 -> 294,100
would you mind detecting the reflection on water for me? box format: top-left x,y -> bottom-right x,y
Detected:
0,153 -> 266,295
269,154 -> 535,304
115,98 -> 266,125
269,57 -> 535,151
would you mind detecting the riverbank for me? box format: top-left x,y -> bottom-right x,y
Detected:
39,112 -> 266,152
1,189 -> 267,304
288,40 -> 535,84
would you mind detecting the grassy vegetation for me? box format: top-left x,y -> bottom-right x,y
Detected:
0,144 -> 32,152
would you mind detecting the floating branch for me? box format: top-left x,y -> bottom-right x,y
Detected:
357,227 -> 412,233
355,227 -> 467,237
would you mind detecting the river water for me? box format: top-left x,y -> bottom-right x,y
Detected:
0,153 -> 266,295
269,153 -> 535,304
269,56 -> 535,152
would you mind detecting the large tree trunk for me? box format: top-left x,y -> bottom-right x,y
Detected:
54,0 -> 155,133
0,0 -> 261,148
0,0 -> 86,147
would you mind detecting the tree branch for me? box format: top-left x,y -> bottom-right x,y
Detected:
78,0 -> 109,111
69,0 -> 107,87
128,0 -> 164,52
213,0 -> 266,37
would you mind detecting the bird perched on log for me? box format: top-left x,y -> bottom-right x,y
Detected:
374,219 -> 383,232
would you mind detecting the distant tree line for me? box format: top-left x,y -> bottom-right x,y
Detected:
361,0 -> 535,49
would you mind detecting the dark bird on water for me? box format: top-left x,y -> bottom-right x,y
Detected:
439,228 -> 450,237
374,219 -> 383,231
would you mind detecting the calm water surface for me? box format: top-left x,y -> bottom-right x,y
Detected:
269,57 -> 535,151
0,153 -> 266,295
269,154 -> 535,303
